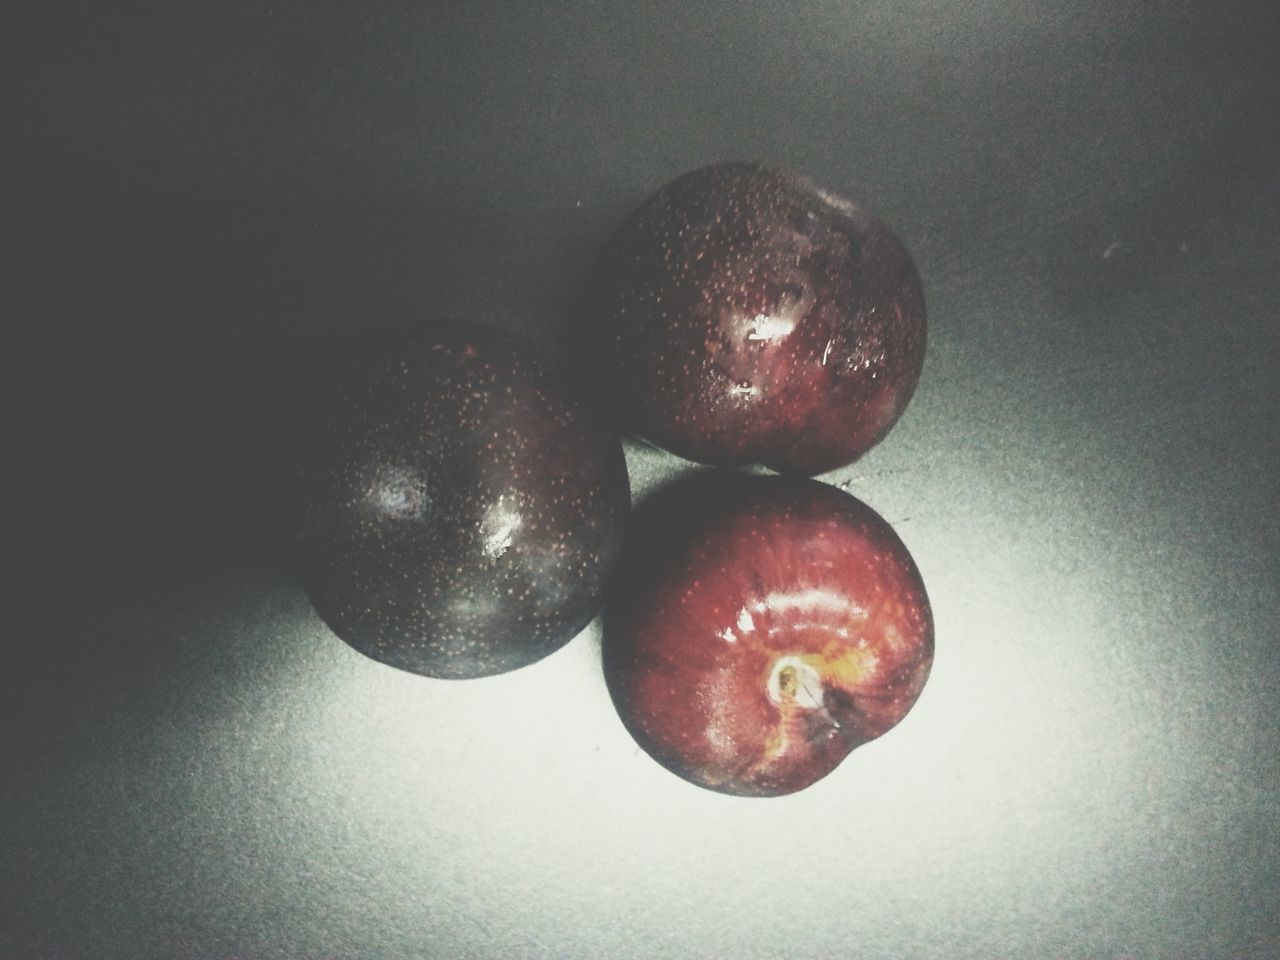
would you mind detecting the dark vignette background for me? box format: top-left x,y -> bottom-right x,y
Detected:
4,2 -> 1278,958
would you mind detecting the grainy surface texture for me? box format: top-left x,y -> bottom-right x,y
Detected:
5,1 -> 1278,958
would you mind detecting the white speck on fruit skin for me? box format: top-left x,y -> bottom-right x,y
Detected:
745,313 -> 796,342
758,588 -> 867,619
814,186 -> 860,217
480,495 -> 522,559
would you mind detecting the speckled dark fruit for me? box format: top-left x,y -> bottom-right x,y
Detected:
603,473 -> 932,796
291,323 -> 630,679
595,161 -> 926,476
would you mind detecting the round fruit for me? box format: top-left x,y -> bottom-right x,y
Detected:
603,473 -> 932,796
291,322 -> 630,679
594,161 -> 926,476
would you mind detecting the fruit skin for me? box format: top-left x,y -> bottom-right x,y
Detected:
594,161 -> 926,476
603,472 -> 932,796
291,322 -> 630,679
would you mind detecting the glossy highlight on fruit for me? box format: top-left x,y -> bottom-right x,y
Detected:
603,473 -> 932,796
291,322 -> 630,679
595,161 -> 926,476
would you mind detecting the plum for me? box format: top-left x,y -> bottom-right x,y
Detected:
291,322 -> 630,679
594,161 -> 926,476
603,473 -> 932,796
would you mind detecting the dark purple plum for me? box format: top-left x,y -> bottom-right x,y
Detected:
595,162 -> 926,476
291,323 -> 630,679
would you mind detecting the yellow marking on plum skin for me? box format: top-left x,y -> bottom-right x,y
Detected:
813,644 -> 881,689
753,661 -> 806,764
741,635 -> 885,787
756,656 -> 833,768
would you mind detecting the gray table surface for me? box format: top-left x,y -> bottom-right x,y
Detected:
5,2 -> 1277,957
